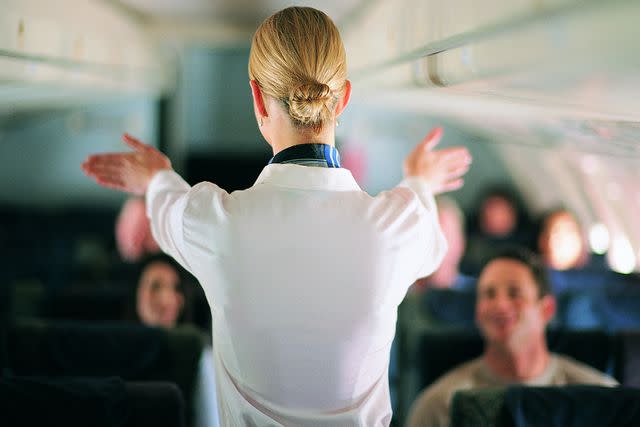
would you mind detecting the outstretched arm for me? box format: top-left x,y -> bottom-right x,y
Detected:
82,134 -> 195,272
82,134 -> 172,195
398,127 -> 472,281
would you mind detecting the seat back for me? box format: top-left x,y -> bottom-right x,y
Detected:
0,376 -> 129,427
0,284 -> 9,375
415,329 -> 612,394
415,330 -> 484,392
504,385 -> 640,427
0,376 -> 185,427
546,329 -> 612,373
7,320 -> 204,427
451,385 -> 640,427
556,291 -> 601,330
125,381 -> 186,427
421,289 -> 477,328
42,286 -> 129,322
593,288 -> 640,332
614,331 -> 640,387
450,387 -> 509,427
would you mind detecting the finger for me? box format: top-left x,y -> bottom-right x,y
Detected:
83,165 -> 125,180
83,161 -> 122,172
444,164 -> 471,181
83,160 -> 124,176
123,133 -> 151,153
440,178 -> 464,193
85,153 -> 129,163
420,127 -> 444,152
95,174 -> 125,185
443,154 -> 473,169
90,169 -> 125,181
85,170 -> 125,185
96,176 -> 127,190
84,154 -> 129,169
439,147 -> 472,161
84,164 -> 129,178
408,127 -> 444,158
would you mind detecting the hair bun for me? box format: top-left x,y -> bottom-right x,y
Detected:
288,82 -> 335,126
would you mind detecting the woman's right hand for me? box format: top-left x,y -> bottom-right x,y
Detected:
403,127 -> 472,194
82,134 -> 172,196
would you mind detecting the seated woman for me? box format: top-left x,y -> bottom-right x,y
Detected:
127,254 -> 219,427
536,208 -> 616,297
537,208 -> 589,271
130,254 -> 191,329
463,186 -> 535,275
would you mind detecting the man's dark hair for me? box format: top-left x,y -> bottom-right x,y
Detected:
480,246 -> 552,298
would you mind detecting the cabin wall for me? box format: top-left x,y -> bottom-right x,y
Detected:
0,98 -> 157,208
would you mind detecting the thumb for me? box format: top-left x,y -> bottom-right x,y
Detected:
122,133 -> 150,152
420,127 -> 444,152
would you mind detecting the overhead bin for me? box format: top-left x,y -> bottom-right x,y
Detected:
343,0 -> 640,121
341,0 -> 640,273
0,0 -> 171,111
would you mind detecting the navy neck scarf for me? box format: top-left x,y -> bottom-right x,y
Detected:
269,143 -> 341,168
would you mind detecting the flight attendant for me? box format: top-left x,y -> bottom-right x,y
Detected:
82,6 -> 471,426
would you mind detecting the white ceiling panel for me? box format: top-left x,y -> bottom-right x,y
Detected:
115,0 -> 366,26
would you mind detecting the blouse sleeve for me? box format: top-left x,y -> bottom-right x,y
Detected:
146,170 -> 231,279
396,177 -> 448,280
145,170 -> 195,273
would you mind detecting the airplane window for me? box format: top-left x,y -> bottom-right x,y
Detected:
607,235 -> 636,274
588,223 -> 610,255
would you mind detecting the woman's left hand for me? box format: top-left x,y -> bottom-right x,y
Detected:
82,134 -> 172,196
403,127 -> 472,194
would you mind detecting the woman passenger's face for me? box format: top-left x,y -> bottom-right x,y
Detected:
540,212 -> 584,270
480,196 -> 517,237
136,262 -> 184,328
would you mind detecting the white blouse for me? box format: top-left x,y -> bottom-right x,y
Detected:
146,164 -> 446,426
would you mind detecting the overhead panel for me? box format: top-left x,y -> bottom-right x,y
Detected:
344,0 -> 640,121
341,0 -> 640,271
0,0 -> 171,112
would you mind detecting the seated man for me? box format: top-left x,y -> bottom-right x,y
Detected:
406,247 -> 616,427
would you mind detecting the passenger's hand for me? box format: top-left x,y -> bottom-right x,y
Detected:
82,134 -> 172,196
403,127 -> 472,194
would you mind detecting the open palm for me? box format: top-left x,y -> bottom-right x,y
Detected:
82,134 -> 172,196
404,127 -> 472,194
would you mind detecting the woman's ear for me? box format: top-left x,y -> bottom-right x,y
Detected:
335,79 -> 352,117
250,80 -> 269,119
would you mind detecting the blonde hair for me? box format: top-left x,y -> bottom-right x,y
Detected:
248,7 -> 347,133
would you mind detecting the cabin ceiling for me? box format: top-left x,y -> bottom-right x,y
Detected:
115,0 -> 366,27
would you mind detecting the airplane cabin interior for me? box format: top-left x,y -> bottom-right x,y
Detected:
1,1 -> 639,426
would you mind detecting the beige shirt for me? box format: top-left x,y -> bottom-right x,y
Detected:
146,165 -> 447,427
406,354 -> 618,427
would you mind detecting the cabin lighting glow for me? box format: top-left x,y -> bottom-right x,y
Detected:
607,235 -> 636,274
588,223 -> 610,255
